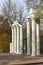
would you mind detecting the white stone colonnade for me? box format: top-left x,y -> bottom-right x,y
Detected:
10,8 -> 40,56
10,21 -> 23,54
26,8 -> 40,56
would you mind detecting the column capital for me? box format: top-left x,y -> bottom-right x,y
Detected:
31,16 -> 36,21
26,18 -> 31,22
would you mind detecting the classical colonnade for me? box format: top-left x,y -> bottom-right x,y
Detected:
10,21 -> 23,54
27,17 -> 40,56
10,8 -> 40,56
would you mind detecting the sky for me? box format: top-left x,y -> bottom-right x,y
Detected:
0,0 -> 24,5
0,0 -> 5,14
0,0 -> 41,16
0,0 -> 27,15
0,0 -> 43,28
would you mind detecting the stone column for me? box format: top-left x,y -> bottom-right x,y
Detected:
27,18 -> 31,55
10,43 -> 13,53
17,26 -> 20,54
36,22 -> 40,55
31,18 -> 36,56
12,27 -> 14,53
20,26 -> 23,54
13,26 -> 17,53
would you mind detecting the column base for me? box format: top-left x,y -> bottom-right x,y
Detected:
27,53 -> 30,56
31,54 -> 36,56
36,53 -> 40,56
13,51 -> 16,54
19,52 -> 23,54
16,52 -> 20,54
10,43 -> 13,53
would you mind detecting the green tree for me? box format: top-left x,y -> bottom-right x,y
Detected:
24,0 -> 43,18
0,19 -> 11,53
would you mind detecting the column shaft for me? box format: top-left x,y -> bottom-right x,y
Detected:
14,26 -> 17,53
10,43 -> 13,53
31,18 -> 36,56
27,19 -> 30,55
20,27 -> 23,54
17,26 -> 20,54
36,23 -> 40,55
12,28 -> 14,53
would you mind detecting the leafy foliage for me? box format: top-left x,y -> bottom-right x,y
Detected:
24,0 -> 43,19
0,19 -> 11,53
37,4 -> 43,19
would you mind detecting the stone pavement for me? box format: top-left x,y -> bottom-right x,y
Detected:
0,53 -> 43,65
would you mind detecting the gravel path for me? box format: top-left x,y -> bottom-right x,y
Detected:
0,53 -> 43,65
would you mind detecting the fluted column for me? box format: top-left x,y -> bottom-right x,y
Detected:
31,18 -> 36,56
10,43 -> 13,53
27,18 -> 30,55
17,26 -> 20,54
14,26 -> 17,53
20,26 -> 23,54
36,22 -> 40,55
12,27 -> 14,53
